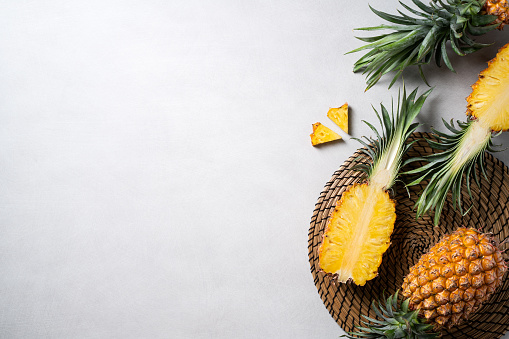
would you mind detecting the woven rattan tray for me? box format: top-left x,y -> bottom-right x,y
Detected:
308,132 -> 509,339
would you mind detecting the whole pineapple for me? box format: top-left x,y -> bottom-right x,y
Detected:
344,228 -> 507,338
349,0 -> 509,90
318,87 -> 432,286
401,227 -> 506,329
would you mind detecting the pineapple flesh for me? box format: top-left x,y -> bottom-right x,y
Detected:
318,88 -> 431,285
401,228 -> 507,329
327,104 -> 349,134
310,122 -> 341,146
467,42 -> 509,132
319,183 -> 395,285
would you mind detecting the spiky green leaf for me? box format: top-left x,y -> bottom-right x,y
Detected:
350,0 -> 494,89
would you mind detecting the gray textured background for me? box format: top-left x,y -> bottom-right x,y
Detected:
1,1 -> 509,338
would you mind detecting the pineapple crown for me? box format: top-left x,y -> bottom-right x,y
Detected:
349,0 -> 500,90
353,86 -> 432,191
405,118 -> 498,225
341,292 -> 439,339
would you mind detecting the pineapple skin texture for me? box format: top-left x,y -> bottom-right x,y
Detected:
467,43 -> 509,131
483,0 -> 509,28
401,228 -> 507,329
318,183 -> 396,286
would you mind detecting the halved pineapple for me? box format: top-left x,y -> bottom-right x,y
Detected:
327,103 -> 349,134
411,43 -> 509,225
310,122 -> 341,146
319,183 -> 395,285
467,43 -> 509,131
318,87 -> 431,285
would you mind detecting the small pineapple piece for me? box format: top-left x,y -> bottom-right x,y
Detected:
310,122 -> 341,146
327,103 -> 349,134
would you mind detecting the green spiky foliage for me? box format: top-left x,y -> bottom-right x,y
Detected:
342,292 -> 439,339
405,118 -> 497,225
348,0 -> 499,90
352,87 -> 433,190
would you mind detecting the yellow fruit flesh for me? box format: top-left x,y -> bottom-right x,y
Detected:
319,183 -> 396,286
310,122 -> 342,146
467,43 -> 509,131
327,104 -> 349,134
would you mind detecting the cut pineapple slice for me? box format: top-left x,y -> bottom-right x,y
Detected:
318,183 -> 396,286
327,104 -> 349,134
467,43 -> 509,131
310,122 -> 341,146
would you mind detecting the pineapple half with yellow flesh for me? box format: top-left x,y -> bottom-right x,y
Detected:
408,43 -> 509,225
319,87 -> 432,286
343,228 -> 507,338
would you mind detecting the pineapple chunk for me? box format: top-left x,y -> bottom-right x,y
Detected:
310,122 -> 341,146
467,43 -> 509,131
327,104 -> 349,134
319,183 -> 395,286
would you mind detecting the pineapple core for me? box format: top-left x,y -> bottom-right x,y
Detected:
319,183 -> 396,285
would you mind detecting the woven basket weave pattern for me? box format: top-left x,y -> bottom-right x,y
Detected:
308,132 -> 509,339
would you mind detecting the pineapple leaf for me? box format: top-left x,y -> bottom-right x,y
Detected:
347,294 -> 439,338
350,0 -> 494,89
467,21 -> 499,35
360,87 -> 431,189
369,5 -> 416,25
409,118 -> 495,225
412,0 -> 435,14
449,31 -> 466,56
471,14 -> 498,26
440,37 -> 455,72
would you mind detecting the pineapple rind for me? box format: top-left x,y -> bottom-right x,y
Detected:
467,43 -> 509,131
401,228 -> 507,329
483,0 -> 509,28
318,183 -> 395,286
